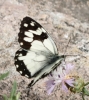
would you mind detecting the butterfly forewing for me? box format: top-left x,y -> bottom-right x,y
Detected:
18,17 -> 58,54
14,16 -> 64,87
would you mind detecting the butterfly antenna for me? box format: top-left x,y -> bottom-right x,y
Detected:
63,33 -> 72,61
63,33 -> 86,60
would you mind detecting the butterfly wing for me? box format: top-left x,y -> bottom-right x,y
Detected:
18,17 -> 58,54
14,17 -> 64,87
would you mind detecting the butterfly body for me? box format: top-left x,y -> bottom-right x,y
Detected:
14,16 -> 64,87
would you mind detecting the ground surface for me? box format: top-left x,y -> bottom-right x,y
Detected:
0,0 -> 89,100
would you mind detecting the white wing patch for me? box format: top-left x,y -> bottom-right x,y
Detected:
16,65 -> 19,68
24,37 -> 33,42
30,40 -> 50,52
24,23 -> 28,27
43,38 -> 56,54
41,28 -> 46,33
30,21 -> 35,26
18,50 -> 47,76
25,31 -> 34,37
28,28 -> 42,35
20,42 -> 23,46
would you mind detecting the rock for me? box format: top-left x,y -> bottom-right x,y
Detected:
0,0 -> 89,100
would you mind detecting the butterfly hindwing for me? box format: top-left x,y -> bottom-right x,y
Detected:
15,48 -> 63,86
14,16 -> 64,87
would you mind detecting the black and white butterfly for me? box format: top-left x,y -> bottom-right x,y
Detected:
14,16 -> 65,87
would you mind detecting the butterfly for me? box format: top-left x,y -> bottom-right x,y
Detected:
14,16 -> 65,87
